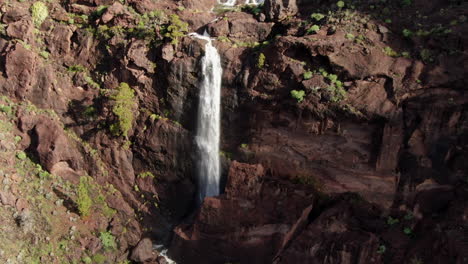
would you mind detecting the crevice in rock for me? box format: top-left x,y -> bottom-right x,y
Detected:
25,125 -> 40,164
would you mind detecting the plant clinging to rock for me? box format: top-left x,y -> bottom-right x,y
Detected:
110,82 -> 136,138
257,53 -> 266,68
30,2 -> 48,27
291,90 -> 305,103
77,176 -> 92,217
163,14 -> 188,45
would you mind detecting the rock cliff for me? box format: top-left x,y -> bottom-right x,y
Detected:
0,0 -> 466,263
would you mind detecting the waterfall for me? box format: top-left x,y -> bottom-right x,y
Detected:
217,0 -> 264,6
189,32 -> 222,203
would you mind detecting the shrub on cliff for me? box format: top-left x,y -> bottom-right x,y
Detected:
30,2 -> 48,27
257,53 -> 266,68
99,231 -> 117,251
163,14 -> 188,45
291,90 -> 305,102
109,83 -> 136,137
77,176 -> 92,217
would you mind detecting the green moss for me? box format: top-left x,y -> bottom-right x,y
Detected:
30,2 -> 48,27
290,90 -> 305,102
110,83 -> 136,137
257,53 -> 265,69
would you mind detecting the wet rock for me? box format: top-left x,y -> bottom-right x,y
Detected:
130,238 -> 156,263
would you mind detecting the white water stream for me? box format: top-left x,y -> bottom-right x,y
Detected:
189,32 -> 222,203
217,0 -> 264,6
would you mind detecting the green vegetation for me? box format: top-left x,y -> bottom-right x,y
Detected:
420,49 -> 434,63
99,231 -> 117,251
242,4 -> 263,15
163,14 -> 188,45
290,90 -> 305,103
402,29 -> 413,38
67,65 -> 86,73
377,245 -> 386,254
345,33 -> 355,40
0,104 -> 13,116
303,71 -> 313,80
138,171 -> 155,179
318,68 -> 346,102
257,53 -> 266,68
217,36 -> 231,43
311,13 -> 325,21
77,176 -> 93,217
30,1 -> 48,27
91,254 -> 106,264
383,46 -> 399,57
306,25 -> 320,34
76,175 -> 116,218
39,51 -> 50,59
404,212 -> 414,220
403,227 -> 413,235
337,1 -> 345,8
401,0 -> 412,6
109,83 -> 136,137
16,151 -> 27,160
386,216 -> 399,225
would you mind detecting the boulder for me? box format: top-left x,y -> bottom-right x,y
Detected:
264,0 -> 298,21
130,238 -> 156,263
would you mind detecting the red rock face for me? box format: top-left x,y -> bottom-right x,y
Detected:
0,0 -> 466,262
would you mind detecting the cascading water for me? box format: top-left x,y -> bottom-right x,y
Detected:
189,32 -> 222,203
217,0 -> 264,7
